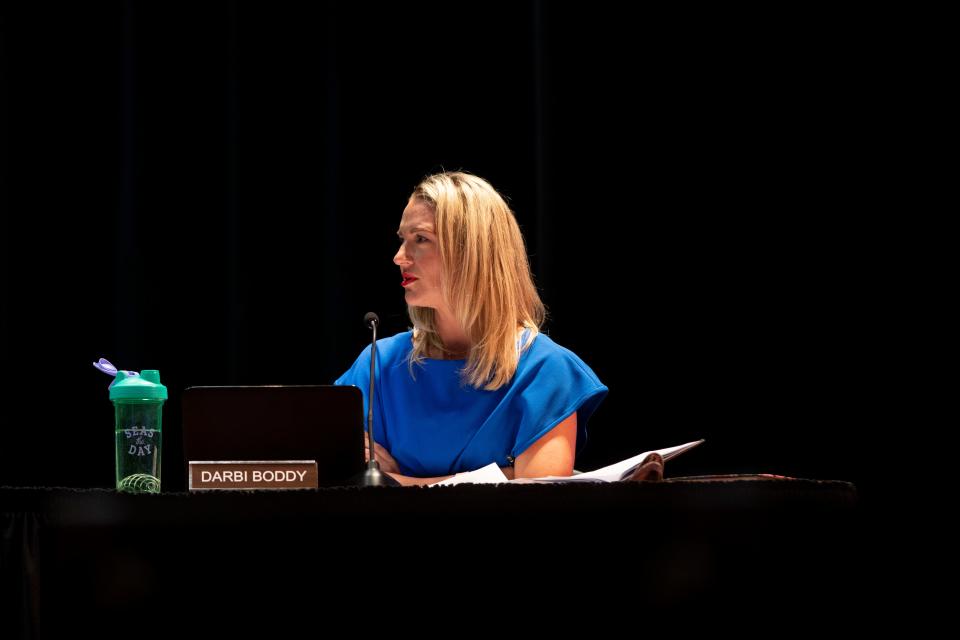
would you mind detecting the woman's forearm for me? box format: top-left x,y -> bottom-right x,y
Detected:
385,472 -> 453,486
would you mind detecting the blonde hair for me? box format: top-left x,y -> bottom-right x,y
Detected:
407,171 -> 546,390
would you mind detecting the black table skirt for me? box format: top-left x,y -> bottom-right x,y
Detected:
2,477 -> 861,637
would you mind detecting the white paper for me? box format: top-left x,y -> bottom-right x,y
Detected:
429,439 -> 705,486
521,439 -> 705,484
431,462 -> 510,486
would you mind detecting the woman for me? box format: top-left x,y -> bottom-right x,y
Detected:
335,171 -> 608,485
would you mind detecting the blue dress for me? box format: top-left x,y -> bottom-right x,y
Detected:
334,330 -> 608,477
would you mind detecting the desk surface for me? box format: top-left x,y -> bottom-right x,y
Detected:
2,474 -> 857,520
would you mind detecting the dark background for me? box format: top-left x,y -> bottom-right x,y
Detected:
0,3 -> 885,501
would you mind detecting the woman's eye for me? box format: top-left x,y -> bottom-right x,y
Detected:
397,234 -> 428,244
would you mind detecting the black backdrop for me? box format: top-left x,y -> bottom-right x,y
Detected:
0,3 -> 882,499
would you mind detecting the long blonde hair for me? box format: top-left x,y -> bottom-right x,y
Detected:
407,171 -> 546,390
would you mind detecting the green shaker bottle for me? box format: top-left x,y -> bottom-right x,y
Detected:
111,369 -> 168,493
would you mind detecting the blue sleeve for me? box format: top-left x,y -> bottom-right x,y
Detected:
509,347 -> 608,460
334,345 -> 379,434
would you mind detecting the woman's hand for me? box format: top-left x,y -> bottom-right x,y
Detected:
364,433 -> 400,474
624,452 -> 664,482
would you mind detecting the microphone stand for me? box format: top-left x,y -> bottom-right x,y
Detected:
348,312 -> 400,487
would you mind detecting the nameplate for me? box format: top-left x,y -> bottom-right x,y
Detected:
188,460 -> 318,491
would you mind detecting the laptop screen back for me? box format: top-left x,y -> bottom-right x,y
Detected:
182,385 -> 365,487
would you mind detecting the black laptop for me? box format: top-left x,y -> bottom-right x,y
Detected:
182,385 -> 365,488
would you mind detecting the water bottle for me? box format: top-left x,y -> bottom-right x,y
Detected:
110,368 -> 168,493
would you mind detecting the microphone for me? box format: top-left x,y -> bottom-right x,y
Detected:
351,311 -> 399,487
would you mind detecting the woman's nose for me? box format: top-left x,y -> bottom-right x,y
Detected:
393,244 -> 410,266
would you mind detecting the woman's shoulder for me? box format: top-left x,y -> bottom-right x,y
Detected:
336,331 -> 413,386
373,330 -> 414,363
525,330 -> 576,359
522,331 -> 604,382
520,332 -> 580,360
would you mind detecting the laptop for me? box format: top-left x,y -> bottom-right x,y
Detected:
182,385 -> 365,488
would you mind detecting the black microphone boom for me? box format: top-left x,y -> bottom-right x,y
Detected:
349,311 -> 399,487
364,312 -> 378,465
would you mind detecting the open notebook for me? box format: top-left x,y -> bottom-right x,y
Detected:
433,439 -> 705,486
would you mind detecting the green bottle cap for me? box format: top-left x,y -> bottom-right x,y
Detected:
110,369 -> 168,401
